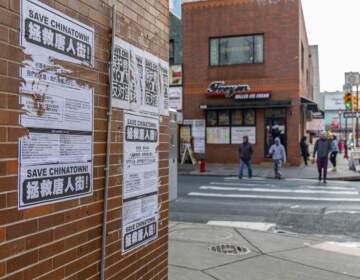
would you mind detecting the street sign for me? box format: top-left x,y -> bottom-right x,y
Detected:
343,111 -> 358,118
345,72 -> 360,86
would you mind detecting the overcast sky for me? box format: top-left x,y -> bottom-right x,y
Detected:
301,0 -> 360,92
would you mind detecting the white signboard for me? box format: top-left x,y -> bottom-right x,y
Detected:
231,127 -> 256,144
122,111 -> 159,254
183,119 -> 206,138
112,37 -> 169,116
193,137 -> 205,153
169,86 -> 183,110
183,119 -> 206,153
19,0 -> 94,209
324,93 -> 345,110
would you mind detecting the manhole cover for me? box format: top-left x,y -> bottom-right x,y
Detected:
209,244 -> 249,256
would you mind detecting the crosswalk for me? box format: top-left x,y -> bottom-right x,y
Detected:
187,177 -> 360,203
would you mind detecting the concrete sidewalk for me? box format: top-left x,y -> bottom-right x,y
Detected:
178,152 -> 360,180
172,154 -> 360,279
169,222 -> 360,280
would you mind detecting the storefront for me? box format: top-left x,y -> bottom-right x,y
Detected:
182,0 -> 316,165
193,81 -> 293,163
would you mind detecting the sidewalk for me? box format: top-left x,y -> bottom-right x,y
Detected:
171,155 -> 360,279
169,222 -> 360,280
178,153 -> 360,180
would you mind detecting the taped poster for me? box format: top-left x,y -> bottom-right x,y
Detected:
112,37 -> 169,115
18,0 -> 94,209
122,111 -> 159,254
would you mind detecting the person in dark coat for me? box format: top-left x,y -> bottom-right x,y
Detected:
312,131 -> 332,184
238,136 -> 253,179
329,134 -> 339,171
299,136 -> 310,166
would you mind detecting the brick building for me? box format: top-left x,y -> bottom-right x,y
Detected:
0,0 -> 169,279
182,0 -> 316,165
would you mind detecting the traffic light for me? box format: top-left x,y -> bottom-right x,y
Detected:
353,94 -> 358,111
344,92 -> 352,109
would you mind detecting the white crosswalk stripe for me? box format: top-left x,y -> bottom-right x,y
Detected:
187,179 -> 360,202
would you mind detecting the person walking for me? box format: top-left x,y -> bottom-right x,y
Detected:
312,131 -> 332,183
338,138 -> 343,154
269,137 -> 286,179
238,135 -> 253,179
329,134 -> 339,171
299,136 -> 310,166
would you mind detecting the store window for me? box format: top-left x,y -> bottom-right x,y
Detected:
205,109 -> 256,144
264,109 -> 287,157
210,34 -> 264,66
169,39 -> 175,65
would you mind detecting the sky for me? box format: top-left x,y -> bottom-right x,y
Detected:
301,0 -> 360,92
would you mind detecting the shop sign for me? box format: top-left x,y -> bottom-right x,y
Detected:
205,81 -> 271,100
343,111 -> 359,118
206,81 -> 250,97
234,92 -> 271,100
170,64 -> 182,86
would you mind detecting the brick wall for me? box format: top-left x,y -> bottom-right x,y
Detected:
0,0 -> 169,279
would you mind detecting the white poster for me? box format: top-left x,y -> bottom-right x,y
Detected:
169,87 -> 183,110
122,111 -> 159,254
183,119 -> 206,138
112,37 -> 169,116
183,119 -> 206,153
19,0 -> 94,209
231,127 -> 256,144
193,137 -> 205,153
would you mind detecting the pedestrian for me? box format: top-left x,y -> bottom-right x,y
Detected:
338,138 -> 343,154
329,134 -> 339,171
269,137 -> 287,179
312,131 -> 332,183
299,136 -> 309,166
238,135 -> 253,179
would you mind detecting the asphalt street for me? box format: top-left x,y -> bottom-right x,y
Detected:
170,175 -> 360,238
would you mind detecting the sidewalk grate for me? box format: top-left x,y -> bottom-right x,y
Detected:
209,244 -> 250,256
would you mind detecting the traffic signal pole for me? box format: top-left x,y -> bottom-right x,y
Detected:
344,115 -> 348,158
357,85 -> 359,147
344,91 -> 351,158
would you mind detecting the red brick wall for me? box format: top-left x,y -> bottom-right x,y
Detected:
182,0 -> 311,165
0,0 -> 169,279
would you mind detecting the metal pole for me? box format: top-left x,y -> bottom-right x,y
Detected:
101,5 -> 116,280
357,85 -> 359,147
339,111 -> 342,139
344,113 -> 348,158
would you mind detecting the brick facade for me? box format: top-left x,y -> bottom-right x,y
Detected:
182,0 -> 313,165
0,0 -> 169,279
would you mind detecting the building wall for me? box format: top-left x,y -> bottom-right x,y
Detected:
0,0 -> 169,279
310,45 -> 321,109
182,0 -> 312,165
170,12 -> 183,65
